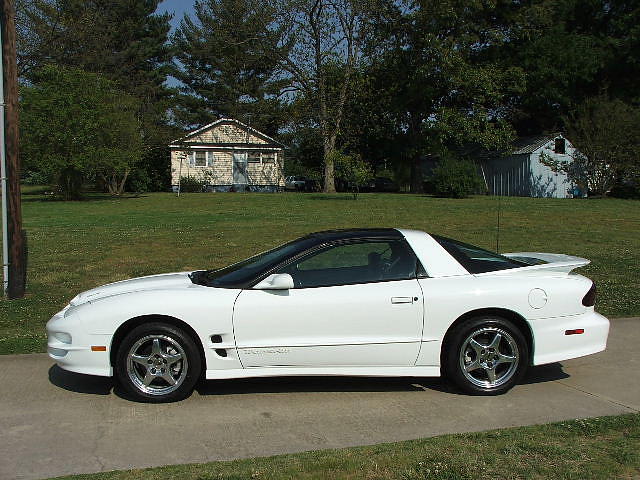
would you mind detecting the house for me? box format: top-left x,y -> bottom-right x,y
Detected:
480,133 -> 581,198
169,118 -> 285,192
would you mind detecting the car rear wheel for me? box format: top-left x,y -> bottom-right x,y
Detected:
445,316 -> 528,395
116,322 -> 202,403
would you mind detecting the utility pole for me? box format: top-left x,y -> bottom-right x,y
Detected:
1,0 -> 26,298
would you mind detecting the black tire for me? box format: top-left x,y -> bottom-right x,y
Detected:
444,316 -> 528,395
115,322 -> 202,403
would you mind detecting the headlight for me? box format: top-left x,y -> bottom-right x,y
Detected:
53,332 -> 72,344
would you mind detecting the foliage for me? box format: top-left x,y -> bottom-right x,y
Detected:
20,65 -> 143,199
350,0 -> 522,192
171,0 -> 289,134
16,0 -> 176,186
540,97 -> 640,196
256,0 -> 378,192
16,0 -> 172,100
21,170 -> 49,186
126,146 -> 172,193
14,0 -> 640,195
178,176 -> 208,193
332,151 -> 373,199
430,157 -> 486,199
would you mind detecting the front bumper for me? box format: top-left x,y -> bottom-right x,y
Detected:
46,307 -> 113,377
530,310 -> 609,366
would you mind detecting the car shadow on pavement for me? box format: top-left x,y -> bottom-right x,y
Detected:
48,363 -> 570,399
522,363 -> 570,384
196,375 -> 451,396
196,363 -> 570,397
48,365 -> 114,395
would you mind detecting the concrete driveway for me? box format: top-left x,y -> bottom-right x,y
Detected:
1,317 -> 638,480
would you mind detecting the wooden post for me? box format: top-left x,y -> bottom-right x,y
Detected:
2,0 -> 26,298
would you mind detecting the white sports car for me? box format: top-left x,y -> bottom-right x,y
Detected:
46,229 -> 609,402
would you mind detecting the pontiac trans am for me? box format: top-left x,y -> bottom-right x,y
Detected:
46,228 -> 609,402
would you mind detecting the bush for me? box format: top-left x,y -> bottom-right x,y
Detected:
430,157 -> 485,198
22,170 -> 50,186
332,151 -> 373,200
178,176 -> 207,193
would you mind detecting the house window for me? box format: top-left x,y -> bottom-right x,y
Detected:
262,153 -> 275,164
554,138 -> 566,154
194,151 -> 207,167
247,152 -> 261,163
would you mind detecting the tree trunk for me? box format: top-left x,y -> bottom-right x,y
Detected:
116,169 -> 129,195
410,153 -> 424,194
323,135 -> 336,193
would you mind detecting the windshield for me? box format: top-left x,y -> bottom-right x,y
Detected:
191,236 -> 318,288
432,235 -> 528,274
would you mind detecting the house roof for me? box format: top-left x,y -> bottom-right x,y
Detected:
512,133 -> 563,155
172,118 -> 285,147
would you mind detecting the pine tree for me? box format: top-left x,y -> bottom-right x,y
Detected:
171,0 -> 288,135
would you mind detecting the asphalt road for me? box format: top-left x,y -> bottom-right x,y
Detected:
1,317 -> 639,480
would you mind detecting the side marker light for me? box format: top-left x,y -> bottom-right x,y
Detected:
565,329 -> 584,335
91,346 -> 107,351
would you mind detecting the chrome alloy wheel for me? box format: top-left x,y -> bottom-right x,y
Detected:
126,334 -> 188,395
459,326 -> 519,388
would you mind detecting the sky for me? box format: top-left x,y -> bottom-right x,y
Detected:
156,0 -> 196,31
156,1 -> 197,87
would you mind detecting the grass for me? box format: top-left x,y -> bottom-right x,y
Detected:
1,192 -> 639,354
50,413 -> 640,479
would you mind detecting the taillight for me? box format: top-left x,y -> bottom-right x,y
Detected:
582,282 -> 596,307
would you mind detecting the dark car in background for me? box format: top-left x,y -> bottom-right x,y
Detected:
366,177 -> 398,192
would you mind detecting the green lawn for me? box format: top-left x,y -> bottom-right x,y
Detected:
1,192 -> 638,354
51,413 -> 640,479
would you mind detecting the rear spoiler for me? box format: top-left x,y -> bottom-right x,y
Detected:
499,252 -> 590,274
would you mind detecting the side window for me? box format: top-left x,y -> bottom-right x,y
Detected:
278,240 -> 418,288
194,151 -> 207,167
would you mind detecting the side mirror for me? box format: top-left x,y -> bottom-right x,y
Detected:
253,273 -> 294,290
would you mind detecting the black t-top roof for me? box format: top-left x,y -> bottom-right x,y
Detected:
302,228 -> 402,244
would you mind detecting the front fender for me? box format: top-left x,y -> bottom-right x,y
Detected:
72,285 -> 242,372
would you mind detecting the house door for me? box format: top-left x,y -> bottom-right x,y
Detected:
233,153 -> 248,185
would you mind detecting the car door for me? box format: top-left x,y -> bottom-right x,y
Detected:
232,239 -> 425,367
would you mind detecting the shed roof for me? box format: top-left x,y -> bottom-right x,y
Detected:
512,133 -> 563,155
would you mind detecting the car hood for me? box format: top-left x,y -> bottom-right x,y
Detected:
69,272 -> 194,306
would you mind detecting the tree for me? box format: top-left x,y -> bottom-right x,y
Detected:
542,96 -> 640,196
172,0 -> 289,134
259,0 -> 375,192
16,0 -> 175,182
356,0 -> 523,192
20,65 -> 143,199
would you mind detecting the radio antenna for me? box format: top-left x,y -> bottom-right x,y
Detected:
495,194 -> 501,253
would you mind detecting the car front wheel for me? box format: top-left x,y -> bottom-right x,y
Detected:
445,316 -> 528,395
116,322 -> 202,402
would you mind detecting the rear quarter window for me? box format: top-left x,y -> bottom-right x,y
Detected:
433,235 -> 528,274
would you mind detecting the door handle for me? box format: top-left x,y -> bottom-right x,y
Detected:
391,296 -> 414,304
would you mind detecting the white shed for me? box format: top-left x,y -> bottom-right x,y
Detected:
481,133 -> 582,198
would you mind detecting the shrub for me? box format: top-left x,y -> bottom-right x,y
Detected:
22,170 -> 50,186
430,157 -> 485,198
332,151 -> 373,200
179,176 -> 207,193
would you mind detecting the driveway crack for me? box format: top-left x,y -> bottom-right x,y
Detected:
556,381 -> 639,413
